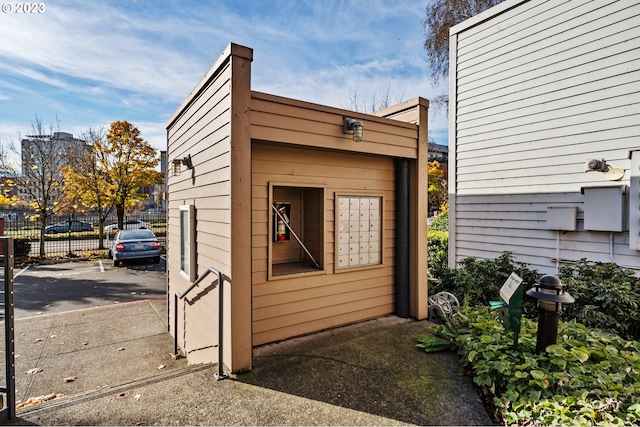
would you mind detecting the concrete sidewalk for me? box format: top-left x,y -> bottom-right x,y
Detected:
5,300 -> 492,426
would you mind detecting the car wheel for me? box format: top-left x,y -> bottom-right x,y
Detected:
153,256 -> 160,264
113,258 -> 119,267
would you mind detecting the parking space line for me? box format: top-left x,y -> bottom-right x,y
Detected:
14,265 -> 30,278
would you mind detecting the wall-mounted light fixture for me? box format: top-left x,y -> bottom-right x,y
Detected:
585,158 -> 624,181
344,117 -> 364,142
172,154 -> 194,177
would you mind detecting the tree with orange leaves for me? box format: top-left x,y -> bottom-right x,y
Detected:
63,121 -> 163,247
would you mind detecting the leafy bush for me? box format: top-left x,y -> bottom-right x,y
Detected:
14,238 -> 31,258
428,209 -> 448,231
418,307 -> 640,426
427,230 -> 448,280
431,252 -> 539,312
559,260 -> 640,341
431,254 -> 640,340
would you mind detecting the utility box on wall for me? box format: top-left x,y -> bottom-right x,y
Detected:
581,186 -> 628,232
546,207 -> 577,231
629,151 -> 640,250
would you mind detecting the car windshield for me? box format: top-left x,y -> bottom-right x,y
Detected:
118,230 -> 155,240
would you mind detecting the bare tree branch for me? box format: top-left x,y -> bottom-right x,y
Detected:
422,0 -> 503,85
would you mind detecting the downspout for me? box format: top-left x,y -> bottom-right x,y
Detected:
556,231 -> 560,275
395,158 -> 410,318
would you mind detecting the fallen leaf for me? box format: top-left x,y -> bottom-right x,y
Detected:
117,347 -> 125,351
134,394 -> 141,401
157,364 -> 167,370
15,393 -> 66,409
25,367 -> 43,374
50,335 -> 56,338
33,338 -> 43,343
63,376 -> 77,383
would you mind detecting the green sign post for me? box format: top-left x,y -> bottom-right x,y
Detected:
490,272 -> 524,350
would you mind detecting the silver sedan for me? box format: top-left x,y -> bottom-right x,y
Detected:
109,229 -> 162,267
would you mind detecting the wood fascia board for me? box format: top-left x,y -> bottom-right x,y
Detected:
250,91 -> 417,131
410,99 -> 429,319
373,97 -> 430,122
167,43 -> 254,129
229,49 -> 253,373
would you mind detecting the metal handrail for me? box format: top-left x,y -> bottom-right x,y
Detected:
174,267 -> 228,380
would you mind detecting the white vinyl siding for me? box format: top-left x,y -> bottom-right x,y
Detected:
450,0 -> 640,273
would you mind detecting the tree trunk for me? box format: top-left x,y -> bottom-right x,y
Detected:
98,217 -> 105,249
116,204 -> 125,230
39,217 -> 46,257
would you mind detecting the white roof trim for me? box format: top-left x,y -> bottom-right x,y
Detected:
449,0 -> 529,35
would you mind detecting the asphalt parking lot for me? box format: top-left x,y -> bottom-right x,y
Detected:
12,258 -> 167,319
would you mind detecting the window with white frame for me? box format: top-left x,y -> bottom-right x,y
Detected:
336,195 -> 382,269
179,205 -> 196,281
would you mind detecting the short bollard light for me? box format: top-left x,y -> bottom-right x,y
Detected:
525,275 -> 575,353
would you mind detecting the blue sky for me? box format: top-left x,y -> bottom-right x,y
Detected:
0,0 -> 448,160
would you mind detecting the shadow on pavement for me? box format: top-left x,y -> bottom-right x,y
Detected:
237,316 -> 492,426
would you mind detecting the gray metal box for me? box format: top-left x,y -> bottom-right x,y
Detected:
546,207 -> 577,231
582,186 -> 627,232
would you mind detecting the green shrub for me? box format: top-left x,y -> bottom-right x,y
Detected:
559,260 -> 640,341
418,307 -> 640,426
428,209 -> 448,231
14,238 -> 31,258
432,252 -> 539,312
430,254 -> 640,339
427,230 -> 448,280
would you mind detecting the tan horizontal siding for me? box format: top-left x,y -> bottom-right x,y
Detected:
251,141 -> 395,345
250,94 -> 418,159
168,66 -> 231,150
166,54 -> 234,364
253,279 -> 393,321
253,304 -> 394,345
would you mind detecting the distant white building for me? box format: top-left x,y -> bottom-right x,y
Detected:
448,0 -> 640,274
20,131 -> 87,175
17,131 -> 89,206
428,142 -> 448,164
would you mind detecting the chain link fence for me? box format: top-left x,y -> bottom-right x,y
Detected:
1,211 -> 166,259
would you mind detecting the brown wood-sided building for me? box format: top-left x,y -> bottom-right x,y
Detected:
166,43 -> 429,373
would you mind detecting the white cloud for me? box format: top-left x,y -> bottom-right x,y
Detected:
0,2 -> 206,102
0,0 -> 449,147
